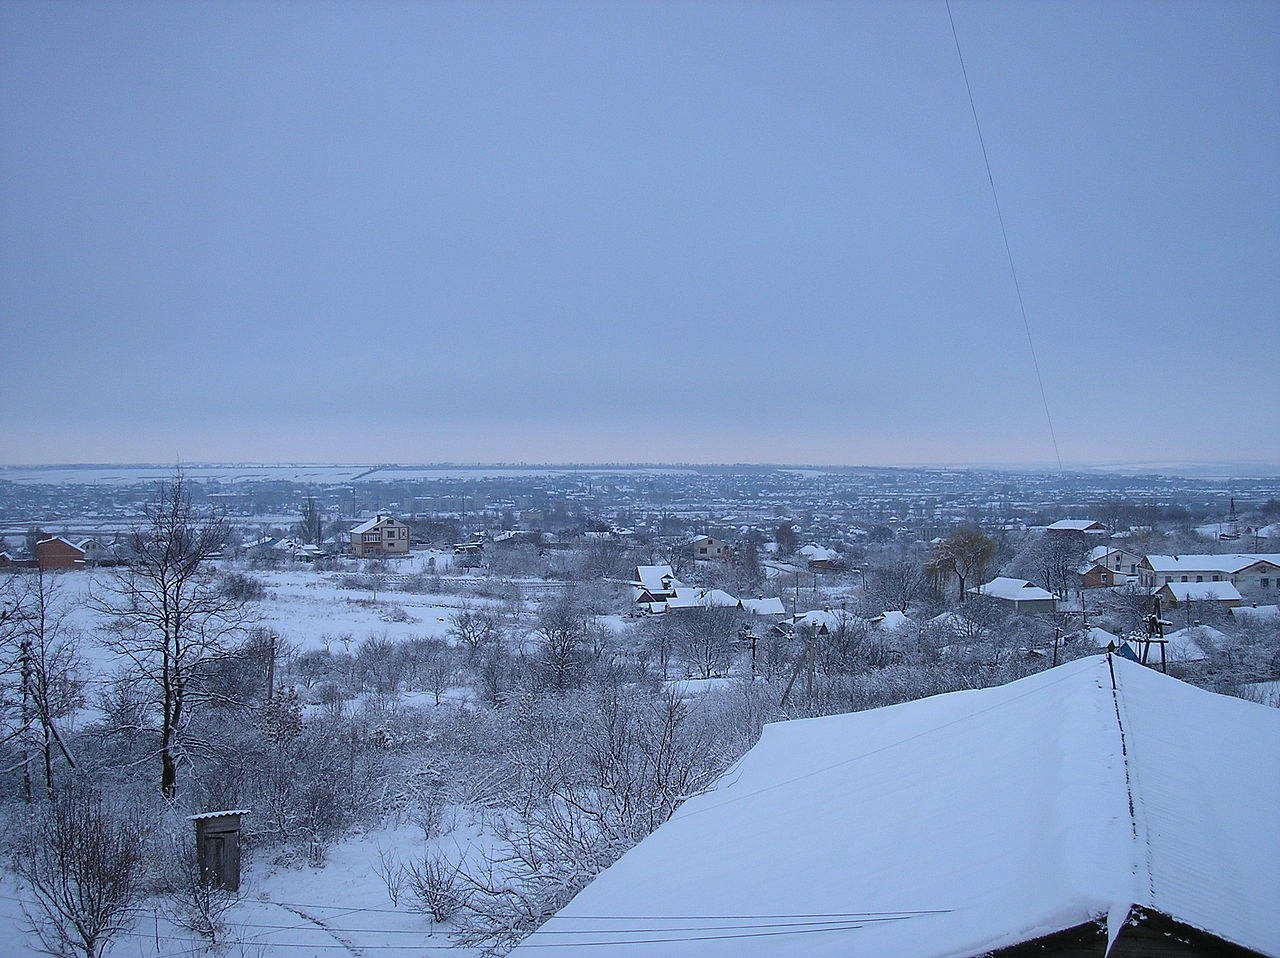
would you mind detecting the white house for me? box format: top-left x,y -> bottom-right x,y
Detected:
968,576 -> 1057,613
689,535 -> 729,559
1138,553 -> 1280,598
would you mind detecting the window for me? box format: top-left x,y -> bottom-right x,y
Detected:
1181,576 -> 1188,583
1195,576 -> 1203,583
1263,578 -> 1270,589
1212,575 -> 1220,582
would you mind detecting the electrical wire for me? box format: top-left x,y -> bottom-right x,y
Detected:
946,0 -> 1064,472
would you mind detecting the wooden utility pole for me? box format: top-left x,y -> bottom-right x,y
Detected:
780,626 -> 815,708
265,630 -> 277,703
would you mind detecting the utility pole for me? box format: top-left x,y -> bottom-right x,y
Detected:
780,626 -> 816,708
265,630 -> 277,703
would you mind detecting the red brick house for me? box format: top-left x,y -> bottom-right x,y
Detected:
36,537 -> 86,571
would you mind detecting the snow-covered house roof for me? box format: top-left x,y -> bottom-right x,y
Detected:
1072,626 -> 1121,649
350,514 -> 402,534
969,576 -> 1055,602
1143,553 -> 1280,575
515,656 -> 1280,958
1158,581 -> 1243,604
1045,519 -> 1107,533
1232,604 -> 1280,624
870,609 -> 915,633
1157,624 -> 1229,664
798,544 -> 839,562
666,588 -> 739,610
632,565 -> 682,593
739,596 -> 786,616
789,608 -> 862,634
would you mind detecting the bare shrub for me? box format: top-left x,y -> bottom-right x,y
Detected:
407,852 -> 467,923
11,785 -> 145,958
374,846 -> 407,907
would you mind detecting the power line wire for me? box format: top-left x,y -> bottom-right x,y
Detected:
946,0 -> 1064,472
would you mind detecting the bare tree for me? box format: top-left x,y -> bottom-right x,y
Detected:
869,554 -> 928,613
92,474 -> 249,797
298,496 -> 324,546
1,572 -> 83,802
927,527 -> 996,600
12,784 -> 145,958
448,602 -> 504,658
670,607 -> 741,679
535,596 -> 593,693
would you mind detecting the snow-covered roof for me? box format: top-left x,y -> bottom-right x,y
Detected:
1232,604 -> 1280,624
871,609 -> 914,633
667,588 -> 739,609
633,565 -> 682,594
36,536 -> 84,550
1045,519 -> 1106,532
516,657 -> 1280,958
1073,626 -> 1121,648
1159,581 -> 1242,603
350,514 -> 401,534
1160,624 -> 1228,663
1144,553 -> 1280,574
790,608 -> 862,633
969,576 -> 1055,602
798,544 -> 839,561
739,596 -> 785,616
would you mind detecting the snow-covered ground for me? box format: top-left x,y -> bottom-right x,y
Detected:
0,821 -> 495,958
0,561 -> 567,957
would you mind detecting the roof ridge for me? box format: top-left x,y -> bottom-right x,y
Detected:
1106,655 -> 1154,908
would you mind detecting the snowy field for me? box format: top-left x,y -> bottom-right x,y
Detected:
0,561 -> 575,957
0,822 -> 495,958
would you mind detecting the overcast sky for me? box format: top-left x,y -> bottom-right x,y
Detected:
2,0 -> 1276,468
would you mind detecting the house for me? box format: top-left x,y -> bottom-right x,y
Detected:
665,588 -> 740,611
35,536 -> 86,571
689,535 -> 729,559
775,607 -> 863,637
869,609 -> 916,635
968,576 -> 1057,613
1045,518 -> 1108,535
1138,553 -> 1280,598
349,514 -> 410,557
1160,624 -> 1228,664
1078,545 -> 1144,588
798,544 -> 842,570
630,565 -> 684,605
1155,580 -> 1243,610
514,656 -> 1280,958
738,596 -> 786,617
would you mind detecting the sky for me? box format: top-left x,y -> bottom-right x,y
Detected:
2,0 -> 1277,469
